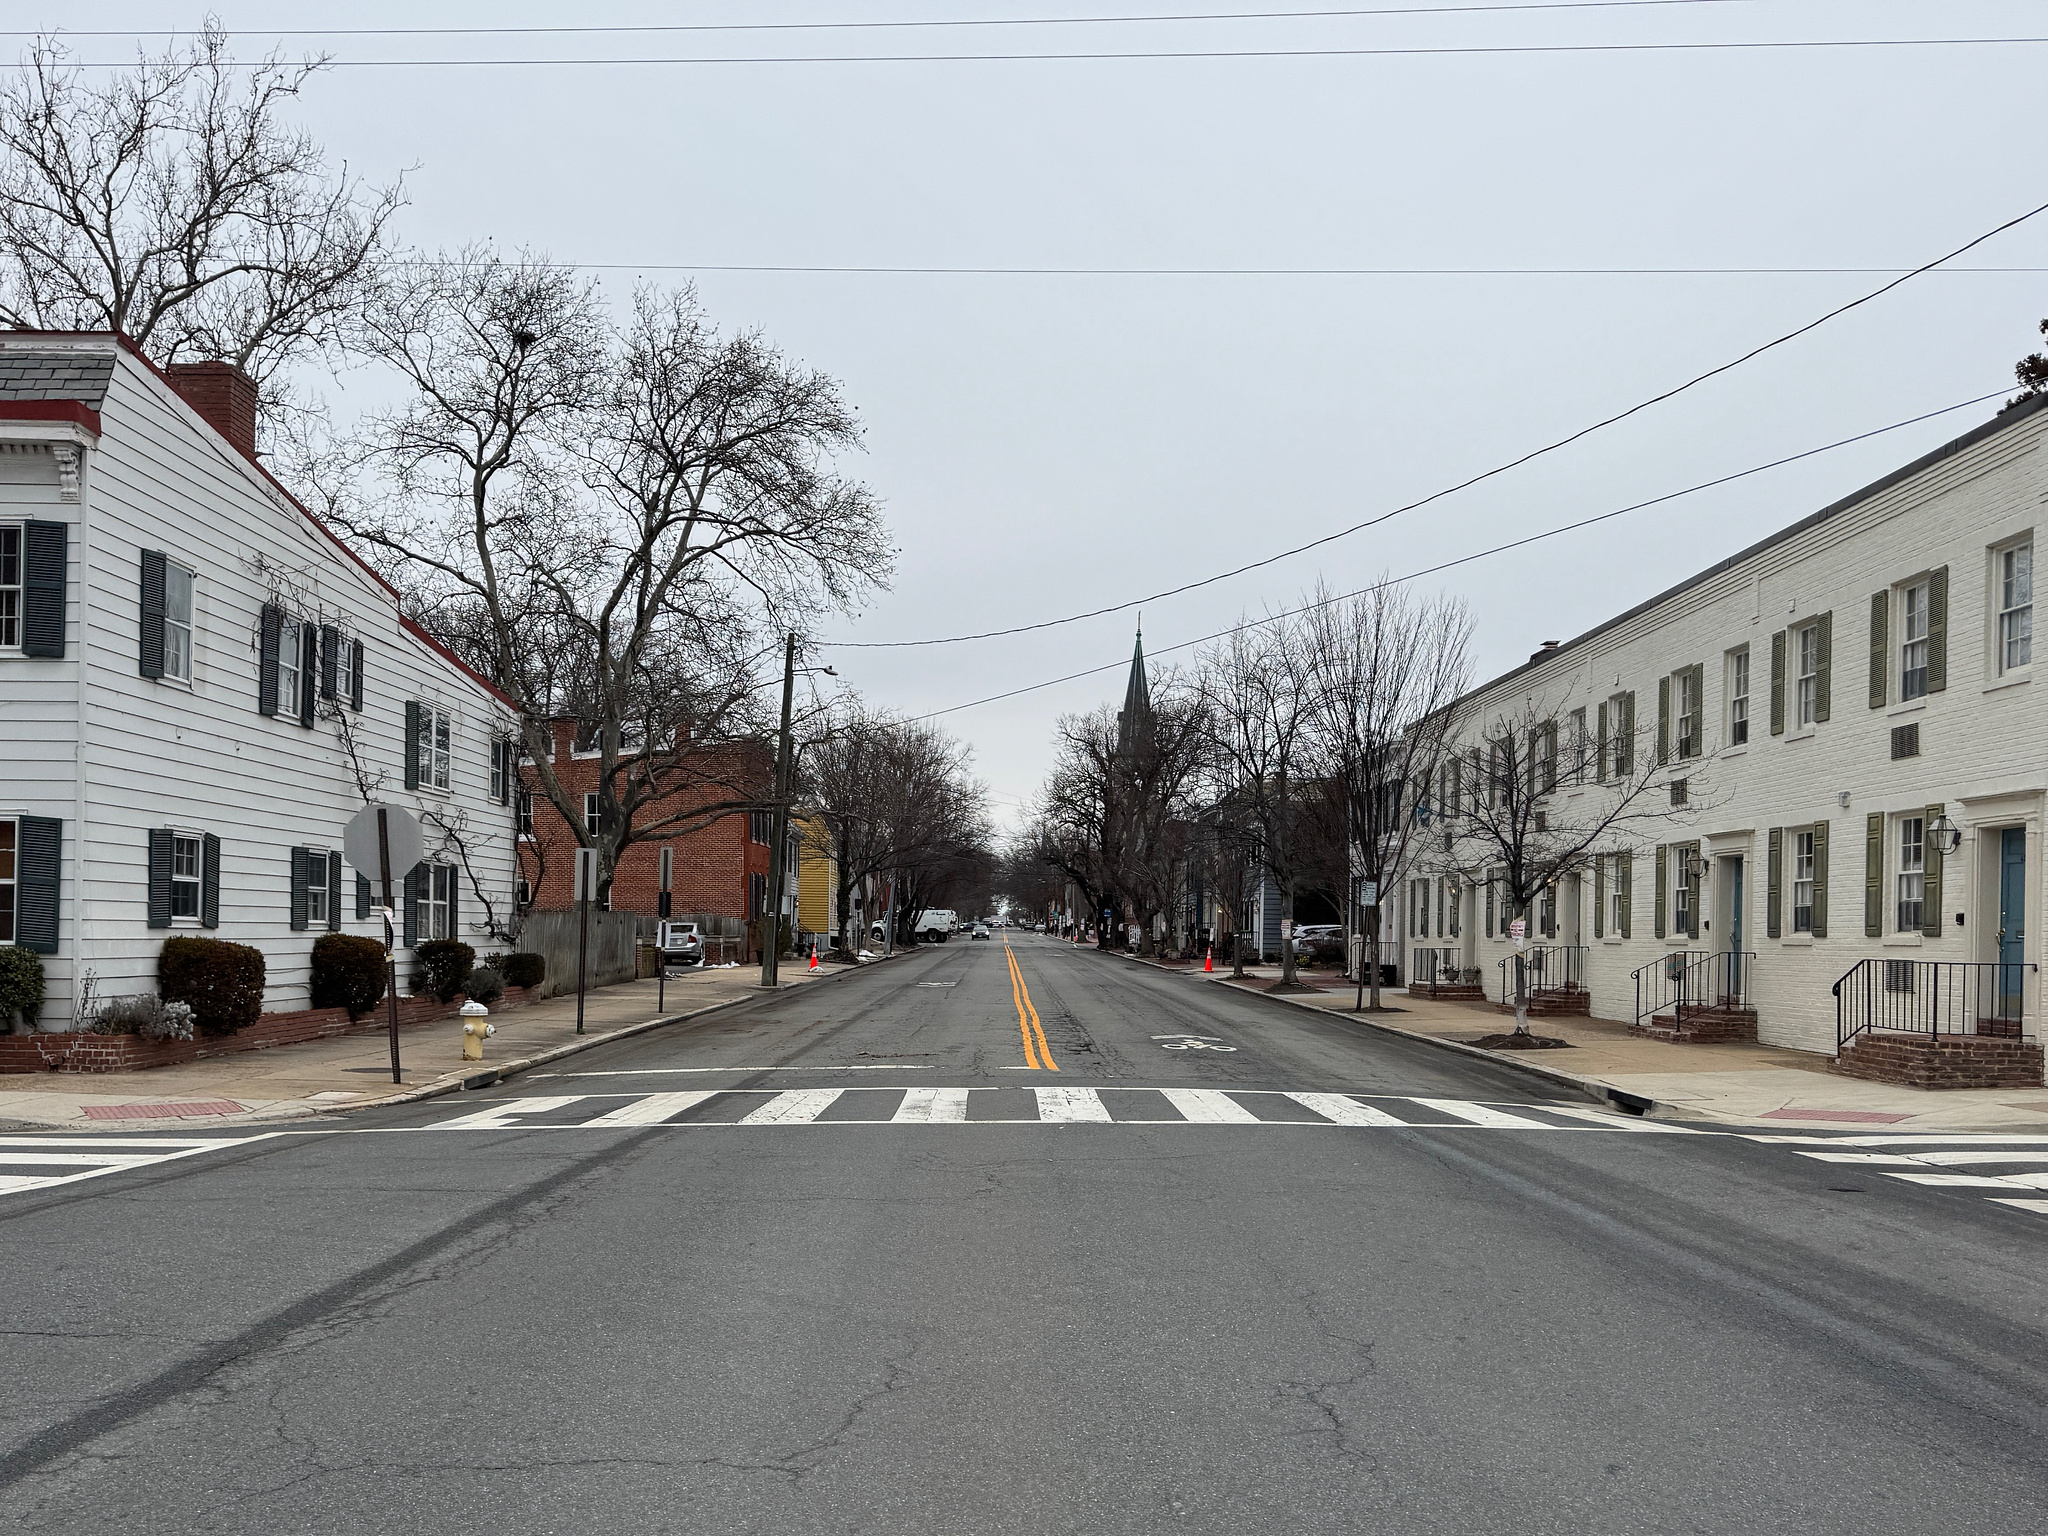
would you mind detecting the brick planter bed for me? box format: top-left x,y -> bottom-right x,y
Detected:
0,986 -> 540,1075
1831,1030 -> 2045,1090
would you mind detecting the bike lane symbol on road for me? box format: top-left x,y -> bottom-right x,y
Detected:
1151,1035 -> 1239,1052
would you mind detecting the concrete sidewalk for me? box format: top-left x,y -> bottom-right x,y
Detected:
0,955 -> 885,1135
1136,955 -> 2048,1132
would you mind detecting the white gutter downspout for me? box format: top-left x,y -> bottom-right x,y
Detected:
66,437 -> 91,1030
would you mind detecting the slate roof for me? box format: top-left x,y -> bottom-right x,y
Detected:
0,349 -> 116,408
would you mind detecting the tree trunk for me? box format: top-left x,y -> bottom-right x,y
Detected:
1279,886 -> 1298,987
1512,902 -> 1531,1034
1232,927 -> 1246,979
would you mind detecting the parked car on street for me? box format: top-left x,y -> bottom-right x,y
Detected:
658,921 -> 704,968
971,923 -> 990,940
1033,923 -> 1046,933
912,910 -> 958,943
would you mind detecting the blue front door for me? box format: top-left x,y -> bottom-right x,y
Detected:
1999,828 -> 2027,1019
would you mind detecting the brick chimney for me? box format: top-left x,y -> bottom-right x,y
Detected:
164,361 -> 259,461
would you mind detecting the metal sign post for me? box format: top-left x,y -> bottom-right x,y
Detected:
573,847 -> 597,1036
341,803 -> 426,1087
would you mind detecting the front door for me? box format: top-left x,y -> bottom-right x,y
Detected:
1722,857 -> 1745,1005
1998,828 -> 2027,1021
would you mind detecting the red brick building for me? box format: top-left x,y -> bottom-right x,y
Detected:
518,720 -> 777,951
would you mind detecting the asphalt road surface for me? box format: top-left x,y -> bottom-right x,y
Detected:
3,935 -> 2046,1534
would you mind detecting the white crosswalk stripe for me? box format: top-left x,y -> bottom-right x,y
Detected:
740,1089 -> 844,1125
0,1135 -> 267,1197
1284,1092 -> 1409,1126
582,1091 -> 718,1127
892,1087 -> 970,1123
1407,1097 -> 1558,1129
1160,1088 -> 1261,1124
432,1095 -> 586,1131
1034,1086 -> 1113,1123
1770,1135 -> 2048,1218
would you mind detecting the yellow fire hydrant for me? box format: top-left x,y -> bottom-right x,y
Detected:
460,1000 -> 495,1061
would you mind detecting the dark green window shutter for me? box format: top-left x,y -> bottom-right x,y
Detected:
1864,813 -> 1884,937
1767,828 -> 1782,938
290,847 -> 312,931
1769,630 -> 1786,735
1686,663 -> 1704,757
139,549 -> 168,679
1923,802 -> 1945,938
1810,819 -> 1829,938
1685,845 -> 1700,940
327,854 -> 343,932
1596,702 -> 1609,783
201,833 -> 221,929
349,638 -> 365,711
320,625 -> 340,700
1656,676 -> 1670,767
1617,852 -> 1632,939
1926,566 -> 1948,693
147,828 -> 174,929
1620,692 -> 1635,775
16,816 -> 61,953
1654,844 -> 1668,939
447,865 -> 459,939
1868,592 -> 1887,710
1593,859 -> 1605,938
22,520 -> 66,658
403,864 -> 421,947
298,624 -> 318,728
356,871 -> 372,921
258,604 -> 283,716
404,701 -> 423,790
1485,879 -> 1494,936
1814,612 -> 1833,723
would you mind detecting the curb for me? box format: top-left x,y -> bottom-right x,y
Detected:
1097,948 -> 1653,1115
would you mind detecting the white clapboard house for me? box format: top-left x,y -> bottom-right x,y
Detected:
1396,393 -> 2047,1076
0,333 -> 519,1028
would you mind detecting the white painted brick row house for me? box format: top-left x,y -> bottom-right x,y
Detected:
1395,394 -> 2048,1062
0,333 -> 519,1028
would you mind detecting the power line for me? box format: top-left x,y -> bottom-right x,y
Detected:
917,386 -> 2015,718
827,193 -> 2048,650
0,2 -> 1780,41
415,260 -> 2048,277
61,36 -> 2048,68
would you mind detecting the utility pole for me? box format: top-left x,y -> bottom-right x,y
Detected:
762,633 -> 798,988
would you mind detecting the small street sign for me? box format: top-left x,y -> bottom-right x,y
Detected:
1359,881 -> 1378,908
573,847 -> 599,902
1509,918 -> 1527,941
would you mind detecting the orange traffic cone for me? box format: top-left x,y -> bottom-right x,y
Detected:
1204,945 -> 1213,973
809,948 -> 819,971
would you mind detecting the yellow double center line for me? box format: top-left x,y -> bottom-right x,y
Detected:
1004,941 -> 1058,1071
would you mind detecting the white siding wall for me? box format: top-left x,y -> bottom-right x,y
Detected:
0,340 -> 518,1024
1401,401 -> 2048,1055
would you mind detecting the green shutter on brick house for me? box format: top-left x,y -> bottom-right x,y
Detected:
1865,812 -> 1884,938
1811,819 -> 1830,938
1770,630 -> 1786,735
1923,803 -> 1945,939
1814,612 -> 1833,723
1926,567 -> 1948,693
1767,827 -> 1782,938
1868,592 -> 1888,710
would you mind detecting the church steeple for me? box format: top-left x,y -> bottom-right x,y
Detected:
1116,622 -> 1153,754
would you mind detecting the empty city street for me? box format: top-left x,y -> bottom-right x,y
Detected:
1,936 -> 2044,1535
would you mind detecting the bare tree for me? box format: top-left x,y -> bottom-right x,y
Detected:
0,27 -> 399,419
1436,689 -> 1707,1034
1301,579 -> 1472,1010
1197,619 -> 1316,985
322,255 -> 892,905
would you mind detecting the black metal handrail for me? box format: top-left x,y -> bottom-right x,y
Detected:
1496,944 -> 1588,1003
1632,950 -> 1755,1030
1412,946 -> 1465,992
1833,959 -> 2039,1051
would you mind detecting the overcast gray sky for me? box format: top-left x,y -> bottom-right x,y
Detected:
40,1 -> 2048,829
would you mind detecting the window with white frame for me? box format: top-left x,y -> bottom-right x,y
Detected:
1671,850 -> 1691,936
1792,829 -> 1815,934
1728,647 -> 1749,746
306,849 -> 331,927
1999,541 -> 2033,673
420,863 -> 454,942
164,562 -> 194,682
1537,721 -> 1558,794
1896,816 -> 1924,932
335,635 -> 356,707
277,617 -> 302,717
171,833 -> 203,920
1606,855 -> 1626,934
0,525 -> 18,650
1795,625 -> 1820,727
0,817 -> 15,942
1899,581 -> 1929,701
1569,708 -> 1588,781
584,792 -> 602,833
416,704 -> 451,791
1677,669 -> 1700,758
517,788 -> 534,838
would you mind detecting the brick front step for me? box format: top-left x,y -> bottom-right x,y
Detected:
1630,1006 -> 1759,1045
0,986 -> 540,1075
1831,1030 -> 2045,1090
1494,990 -> 1592,1018
1422,984 -> 1486,1001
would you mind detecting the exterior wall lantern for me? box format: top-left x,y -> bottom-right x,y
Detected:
1929,814 -> 1963,857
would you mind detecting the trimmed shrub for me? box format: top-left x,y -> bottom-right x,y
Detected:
311,933 -> 389,1020
90,994 -> 195,1042
500,952 -> 546,989
464,966 -> 505,1007
413,939 -> 475,1003
158,937 -> 265,1037
0,946 -> 46,1028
